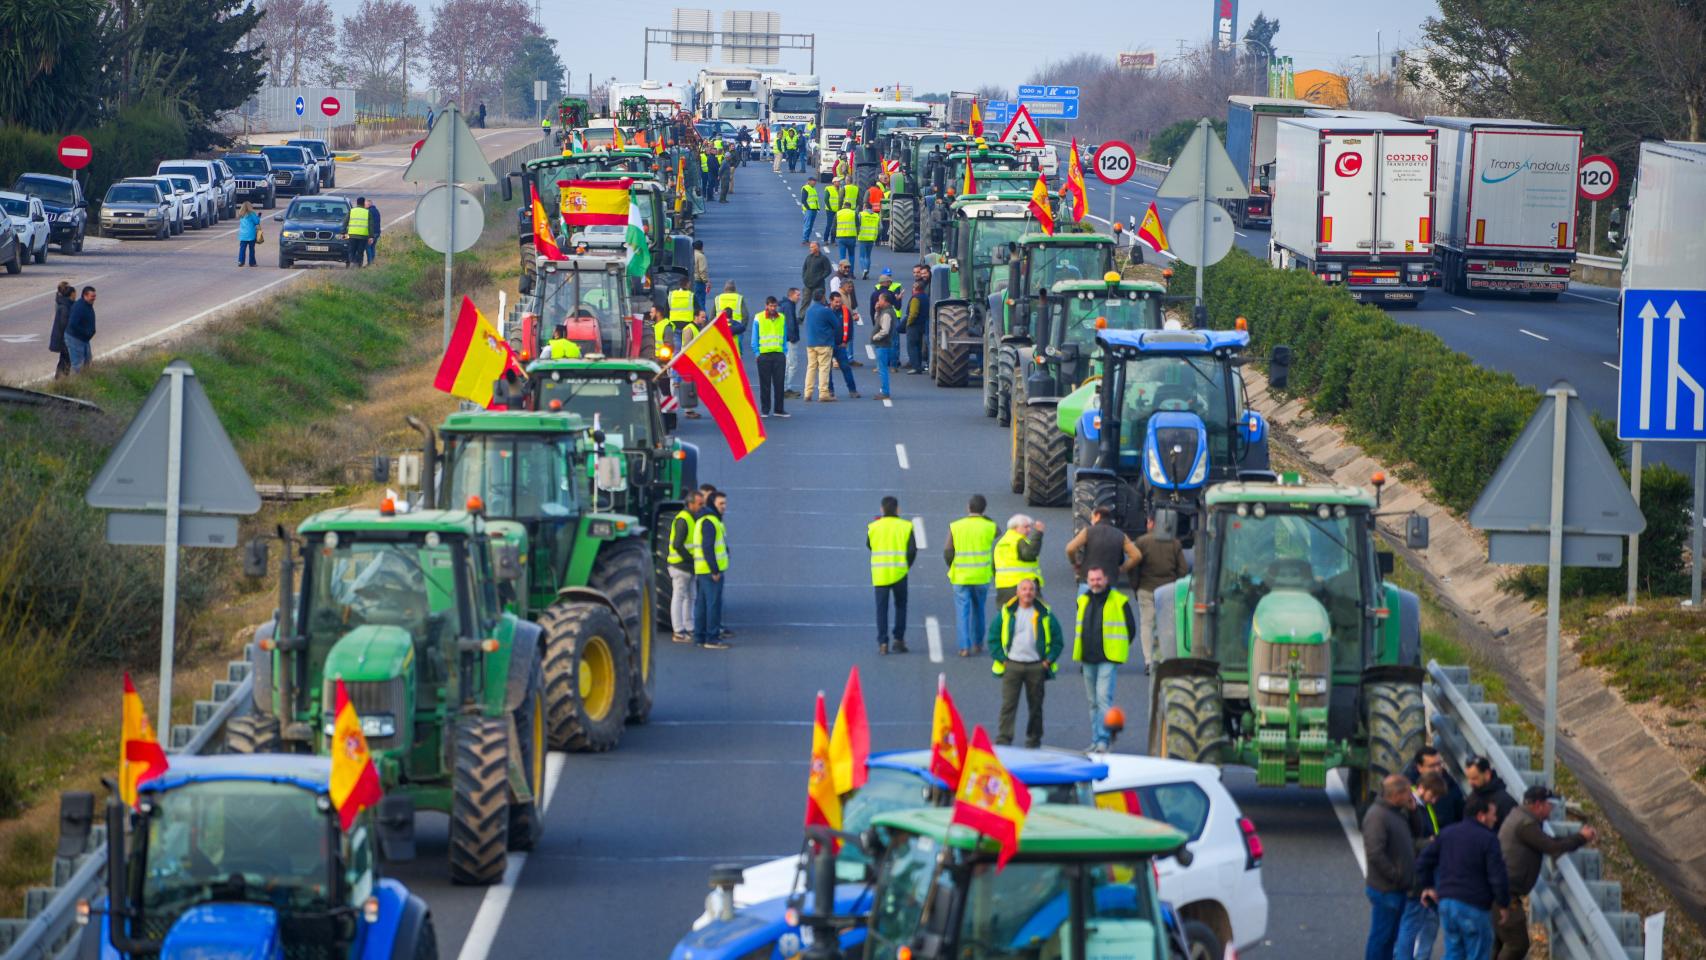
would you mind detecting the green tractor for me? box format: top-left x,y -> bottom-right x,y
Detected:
1008,272 -> 1167,507
1148,477 -> 1431,806
879,129 -> 970,253
556,98 -> 590,146
505,153 -> 688,273
983,232 -> 1118,429
230,505 -> 548,886
924,193 -> 1039,388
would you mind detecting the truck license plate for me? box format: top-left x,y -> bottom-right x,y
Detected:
1385,292 -> 1415,300
308,244 -> 329,252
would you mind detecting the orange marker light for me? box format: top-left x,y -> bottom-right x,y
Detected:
1162,268 -> 1174,279
1095,316 -> 1108,330
379,496 -> 396,516
1371,471 -> 1387,486
549,399 -> 564,411
480,638 -> 500,653
465,494 -> 485,513
1235,316 -> 1248,331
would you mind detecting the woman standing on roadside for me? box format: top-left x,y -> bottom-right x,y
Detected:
49,281 -> 74,377
236,202 -> 260,267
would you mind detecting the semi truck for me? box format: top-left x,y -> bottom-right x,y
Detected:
763,73 -> 820,127
817,91 -> 878,179
1269,116 -> 1438,306
1426,116 -> 1582,298
1224,95 -> 1316,227
1618,140 -> 1706,295
693,68 -> 763,134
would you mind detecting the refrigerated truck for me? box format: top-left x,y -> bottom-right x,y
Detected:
608,80 -> 687,120
1425,116 -> 1583,298
1269,116 -> 1438,306
694,68 -> 764,135
1620,140 -> 1706,294
1224,96 -> 1317,227
817,91 -> 878,179
764,73 -> 820,127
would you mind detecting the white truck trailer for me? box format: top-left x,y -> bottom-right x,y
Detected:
694,68 -> 763,134
1426,116 -> 1582,298
1618,140 -> 1706,295
1270,116 -> 1438,306
817,91 -> 878,179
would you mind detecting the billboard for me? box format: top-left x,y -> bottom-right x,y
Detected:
1214,0 -> 1238,50
1117,51 -> 1158,70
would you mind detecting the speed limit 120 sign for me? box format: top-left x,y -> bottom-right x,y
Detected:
1093,140 -> 1137,185
1578,154 -> 1619,201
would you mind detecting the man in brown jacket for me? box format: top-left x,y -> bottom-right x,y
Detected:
1495,786 -> 1597,959
1132,514 -> 1188,673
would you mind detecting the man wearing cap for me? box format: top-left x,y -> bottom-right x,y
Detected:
1495,786 -> 1597,959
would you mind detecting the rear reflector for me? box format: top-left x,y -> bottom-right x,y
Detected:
1321,217 -> 1333,244
1557,222 -> 1569,248
1239,817 -> 1265,869
1418,216 -> 1431,244
1474,218 -> 1486,245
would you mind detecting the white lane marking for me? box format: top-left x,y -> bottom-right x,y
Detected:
895,443 -> 909,470
882,398 -> 892,408
1563,290 -> 1617,305
925,616 -> 944,663
454,752 -> 566,960
911,516 -> 927,550
1604,361 -> 1620,371
1519,328 -> 1550,342
1325,769 -> 1367,878
0,272 -> 111,312
1451,306 -> 1476,316
1234,230 -> 1248,238
865,343 -> 875,360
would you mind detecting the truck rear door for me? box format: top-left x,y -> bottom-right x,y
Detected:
1319,133 -> 1376,255
1465,129 -> 1581,251
1375,131 -> 1436,257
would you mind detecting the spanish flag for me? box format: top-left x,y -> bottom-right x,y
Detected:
929,674 -> 968,792
559,178 -> 631,227
951,725 -> 1032,870
612,125 -> 626,150
434,296 -> 523,409
962,160 -> 977,197
532,184 -> 565,260
969,101 -> 984,138
329,678 -> 384,831
828,666 -> 869,795
120,673 -> 169,809
805,691 -> 842,832
1028,175 -> 1056,235
1136,201 -> 1169,253
667,314 -> 766,459
1064,139 -> 1088,223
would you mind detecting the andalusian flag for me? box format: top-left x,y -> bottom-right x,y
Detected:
665,314 -> 766,459
951,725 -> 1032,870
531,184 -> 565,260
929,674 -> 968,791
434,297 -> 523,409
1136,201 -> 1169,253
828,666 -> 869,795
329,678 -> 383,831
962,160 -> 977,197
1028,175 -> 1056,235
559,178 -> 631,227
119,673 -> 169,809
805,691 -> 842,832
1064,139 -> 1088,223
969,101 -> 984,138
625,202 -> 650,279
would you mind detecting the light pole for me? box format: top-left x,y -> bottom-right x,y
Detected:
1242,38 -> 1274,96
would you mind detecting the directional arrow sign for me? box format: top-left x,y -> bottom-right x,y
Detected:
1618,290 -> 1706,441
294,96 -> 306,117
998,104 -> 1044,148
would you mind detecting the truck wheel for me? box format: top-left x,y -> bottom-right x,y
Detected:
449,716 -> 509,885
1148,675 -> 1226,763
1359,680 -> 1425,808
888,196 -> 918,252
589,539 -> 657,724
506,659 -> 546,851
539,602 -> 630,751
1023,407 -> 1070,507
224,714 -> 281,754
931,303 -> 971,387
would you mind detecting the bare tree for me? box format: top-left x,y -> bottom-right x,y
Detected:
1623,0 -> 1706,140
340,0 -> 421,110
254,0 -> 336,86
425,0 -> 529,111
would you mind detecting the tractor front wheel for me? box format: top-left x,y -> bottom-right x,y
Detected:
506,657 -> 546,851
540,602 -> 631,751
1072,473 -> 1116,540
888,196 -> 918,252
1357,680 -> 1426,808
931,304 -> 972,387
1023,406 -> 1070,507
589,539 -> 658,724
449,716 -> 509,885
224,714 -> 281,754
1148,675 -> 1226,763
1008,383 -> 1027,495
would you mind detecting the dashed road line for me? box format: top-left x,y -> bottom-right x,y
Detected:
1604,361 -> 1620,371
895,443 -> 910,469
454,752 -> 566,960
911,516 -> 927,549
865,343 -> 876,360
1451,306 -> 1476,316
1325,769 -> 1367,878
925,616 -> 944,663
1519,328 -> 1550,342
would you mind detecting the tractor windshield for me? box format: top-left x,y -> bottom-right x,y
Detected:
537,268 -> 626,354
1113,355 -> 1244,468
872,113 -> 928,134
1058,294 -> 1163,350
534,376 -> 654,448
970,219 -> 1033,267
302,536 -> 463,656
443,434 -> 578,519
1209,510 -> 1367,671
1025,245 -> 1110,290
138,780 -> 335,924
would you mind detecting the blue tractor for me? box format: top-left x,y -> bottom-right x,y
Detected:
70,754 -> 435,959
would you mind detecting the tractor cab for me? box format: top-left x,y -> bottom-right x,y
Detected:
935,144 -> 1026,197
925,199 -> 1038,389
1040,275 -> 1167,363
515,255 -> 636,362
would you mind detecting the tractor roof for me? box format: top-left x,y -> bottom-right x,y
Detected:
299,507 -> 481,535
1206,480 -> 1377,509
873,804 -> 1187,858
439,410 -> 590,435
1051,278 -> 1167,295
530,357 -> 663,375
583,170 -> 657,182
952,197 -> 1036,215
142,754 -> 333,795
1098,328 -> 1249,355
870,746 -> 1108,791
1019,232 -> 1113,247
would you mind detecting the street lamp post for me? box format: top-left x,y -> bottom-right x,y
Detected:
1242,38 -> 1274,96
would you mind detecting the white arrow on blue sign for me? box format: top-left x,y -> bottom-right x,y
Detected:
1618,289 -> 1706,441
294,96 -> 306,116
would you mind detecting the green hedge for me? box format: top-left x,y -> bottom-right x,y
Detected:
0,99 -> 189,210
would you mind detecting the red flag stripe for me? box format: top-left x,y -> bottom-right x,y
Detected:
431,298 -> 481,393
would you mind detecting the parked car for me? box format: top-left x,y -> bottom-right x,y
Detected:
222,152 -> 279,208
11,172 -> 85,254
155,160 -> 219,225
164,174 -> 205,228
272,195 -> 353,268
260,144 -> 320,196
210,157 -> 238,217
0,210 -> 24,273
101,180 -> 172,239
286,138 -> 336,188
0,191 -> 52,263
137,176 -> 189,234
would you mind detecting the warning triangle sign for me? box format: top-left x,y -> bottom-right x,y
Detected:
999,104 -> 1044,148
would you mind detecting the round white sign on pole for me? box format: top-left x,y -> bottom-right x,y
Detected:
1167,200 -> 1235,268
415,185 -> 484,254
1093,140 -> 1137,185
1577,154 -> 1619,202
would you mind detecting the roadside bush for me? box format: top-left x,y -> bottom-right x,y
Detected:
0,126 -> 61,189
0,98 -> 188,219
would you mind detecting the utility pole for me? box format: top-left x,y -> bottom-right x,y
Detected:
401,37 -> 409,118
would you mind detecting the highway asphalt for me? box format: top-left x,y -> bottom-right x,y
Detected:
0,126 -> 543,386
391,158 -> 1375,959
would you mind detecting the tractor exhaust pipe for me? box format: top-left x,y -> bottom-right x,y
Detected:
405,416 -> 439,508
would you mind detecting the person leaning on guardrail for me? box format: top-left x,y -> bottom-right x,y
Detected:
1494,786 -> 1598,960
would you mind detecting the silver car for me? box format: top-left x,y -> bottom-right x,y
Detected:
138,176 -> 189,234
101,180 -> 171,239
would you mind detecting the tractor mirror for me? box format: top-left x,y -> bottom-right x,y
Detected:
376,796 -> 416,862
57,791 -> 95,858
492,543 -> 523,581
242,538 -> 270,578
372,455 -> 389,484
500,177 -> 513,203
1406,514 -> 1430,550
1268,344 -> 1293,391
1172,844 -> 1194,868
595,455 -> 628,492
1377,551 -> 1396,577
1153,508 -> 1179,542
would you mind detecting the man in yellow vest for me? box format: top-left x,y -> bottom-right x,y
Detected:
989,578 -> 1061,748
800,179 -> 821,244
856,201 -> 881,279
867,496 -> 916,655
753,296 -> 789,418
823,177 -> 843,244
834,201 -> 858,268
693,490 -> 731,649
346,197 -> 372,268
943,494 -> 998,656
841,180 -> 859,210
542,321 -> 582,359
660,286 -> 697,355
1076,566 -> 1136,752
993,513 -> 1047,608
666,489 -> 705,643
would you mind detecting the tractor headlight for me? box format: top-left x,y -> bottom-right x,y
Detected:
1146,444 -> 1167,486
1187,449 -> 1208,485
1257,673 -> 1327,696
589,519 -> 614,538
323,714 -> 396,738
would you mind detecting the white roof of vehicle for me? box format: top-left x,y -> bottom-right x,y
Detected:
1094,752 -> 1226,793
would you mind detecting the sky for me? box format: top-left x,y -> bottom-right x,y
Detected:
322,0 -> 1442,100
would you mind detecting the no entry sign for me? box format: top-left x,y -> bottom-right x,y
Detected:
1093,140 -> 1136,185
58,135 -> 93,171
321,96 -> 342,118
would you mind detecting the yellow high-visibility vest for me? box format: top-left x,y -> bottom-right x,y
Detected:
756,312 -> 786,354
826,188 -> 842,211
802,183 -> 820,210
1074,590 -> 1131,663
546,337 -> 581,359
992,601 -> 1058,676
842,183 -> 859,206
693,514 -> 729,574
947,516 -> 998,586
835,207 -> 857,238
993,529 -> 1044,589
868,516 -> 913,586
667,510 -> 699,565
857,210 -> 880,242
347,205 -> 371,237
714,292 -> 744,324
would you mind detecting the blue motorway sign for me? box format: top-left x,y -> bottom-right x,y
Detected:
1020,99 -> 1079,120
1618,289 -> 1706,441
294,96 -> 306,117
1018,85 -> 1080,99
984,100 -> 1014,127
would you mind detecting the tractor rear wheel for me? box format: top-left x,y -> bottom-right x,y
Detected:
247,641 -> 274,716
1148,675 -> 1226,763
225,714 -> 281,754
888,196 -> 918,252
1023,407 -> 1070,507
448,716 -> 509,885
1358,680 -> 1426,808
589,539 -> 657,724
539,602 -> 630,752
931,304 -> 972,387
1072,473 -> 1117,540
506,658 -> 546,851
995,347 -> 1016,427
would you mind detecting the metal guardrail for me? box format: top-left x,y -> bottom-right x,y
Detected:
1426,661 -> 1652,960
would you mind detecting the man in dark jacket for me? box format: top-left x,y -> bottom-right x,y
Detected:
802,291 -> 838,402
363,199 -> 382,264
1132,514 -> 1188,673
802,242 -> 832,305
1362,774 -> 1417,960
1495,786 -> 1597,960
49,281 -> 73,377
1074,566 -> 1136,752
866,496 -> 917,654
65,285 -> 97,372
906,263 -> 931,373
1063,507 -> 1140,594
1417,795 -> 1511,960
1405,745 -> 1466,825
1463,757 -> 1518,830
693,491 -> 730,650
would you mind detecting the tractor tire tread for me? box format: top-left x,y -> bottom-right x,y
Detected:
224,714 -> 281,754
448,716 -> 509,885
1153,675 -> 1226,763
1023,407 -> 1070,506
932,303 -> 972,388
588,539 -> 657,724
539,601 -> 630,752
